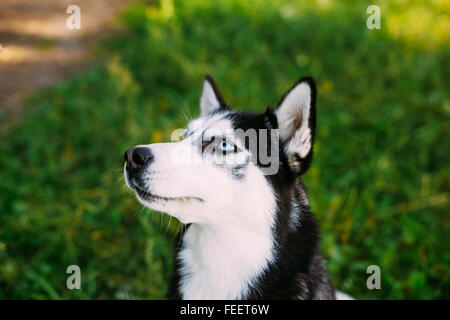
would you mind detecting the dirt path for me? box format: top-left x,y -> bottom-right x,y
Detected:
0,0 -> 133,131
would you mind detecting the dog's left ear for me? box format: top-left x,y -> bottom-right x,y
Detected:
275,77 -> 316,175
200,75 -> 228,116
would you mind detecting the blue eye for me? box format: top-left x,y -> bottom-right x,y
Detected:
218,139 -> 234,152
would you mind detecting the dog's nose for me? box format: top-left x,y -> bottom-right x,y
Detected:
124,147 -> 154,173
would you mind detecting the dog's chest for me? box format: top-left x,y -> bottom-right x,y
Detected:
177,224 -> 274,300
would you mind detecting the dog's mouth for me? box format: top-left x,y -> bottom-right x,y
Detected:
131,180 -> 203,203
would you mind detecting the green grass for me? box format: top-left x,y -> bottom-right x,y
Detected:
0,0 -> 448,299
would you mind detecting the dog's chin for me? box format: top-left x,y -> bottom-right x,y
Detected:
131,184 -> 202,222
132,184 -> 202,203
133,185 -> 173,203
134,190 -> 200,224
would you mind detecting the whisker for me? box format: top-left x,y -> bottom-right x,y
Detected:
176,223 -> 186,250
171,222 -> 181,241
175,92 -> 193,125
134,206 -> 145,219
181,106 -> 191,126
164,215 -> 173,236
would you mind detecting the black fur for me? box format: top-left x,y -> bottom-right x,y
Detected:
167,76 -> 334,300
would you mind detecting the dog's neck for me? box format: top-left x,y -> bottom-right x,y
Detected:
176,167 -> 278,299
178,219 -> 275,299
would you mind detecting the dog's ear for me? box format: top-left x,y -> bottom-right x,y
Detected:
200,75 -> 228,116
275,77 -> 316,175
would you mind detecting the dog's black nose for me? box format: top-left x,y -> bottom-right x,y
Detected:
124,147 -> 154,173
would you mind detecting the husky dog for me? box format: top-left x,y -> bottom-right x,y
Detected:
124,75 -> 335,299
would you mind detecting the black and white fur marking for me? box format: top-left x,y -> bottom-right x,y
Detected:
124,75 -> 335,299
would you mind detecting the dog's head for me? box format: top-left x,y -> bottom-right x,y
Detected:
124,75 -> 316,227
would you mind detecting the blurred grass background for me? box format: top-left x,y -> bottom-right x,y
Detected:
0,0 -> 449,299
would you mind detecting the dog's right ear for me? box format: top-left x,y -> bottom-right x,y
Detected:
275,77 -> 317,175
200,75 -> 228,116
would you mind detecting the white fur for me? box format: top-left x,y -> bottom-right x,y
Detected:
125,112 -> 278,299
179,164 -> 276,299
200,80 -> 221,116
335,291 -> 354,300
275,82 -> 312,158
